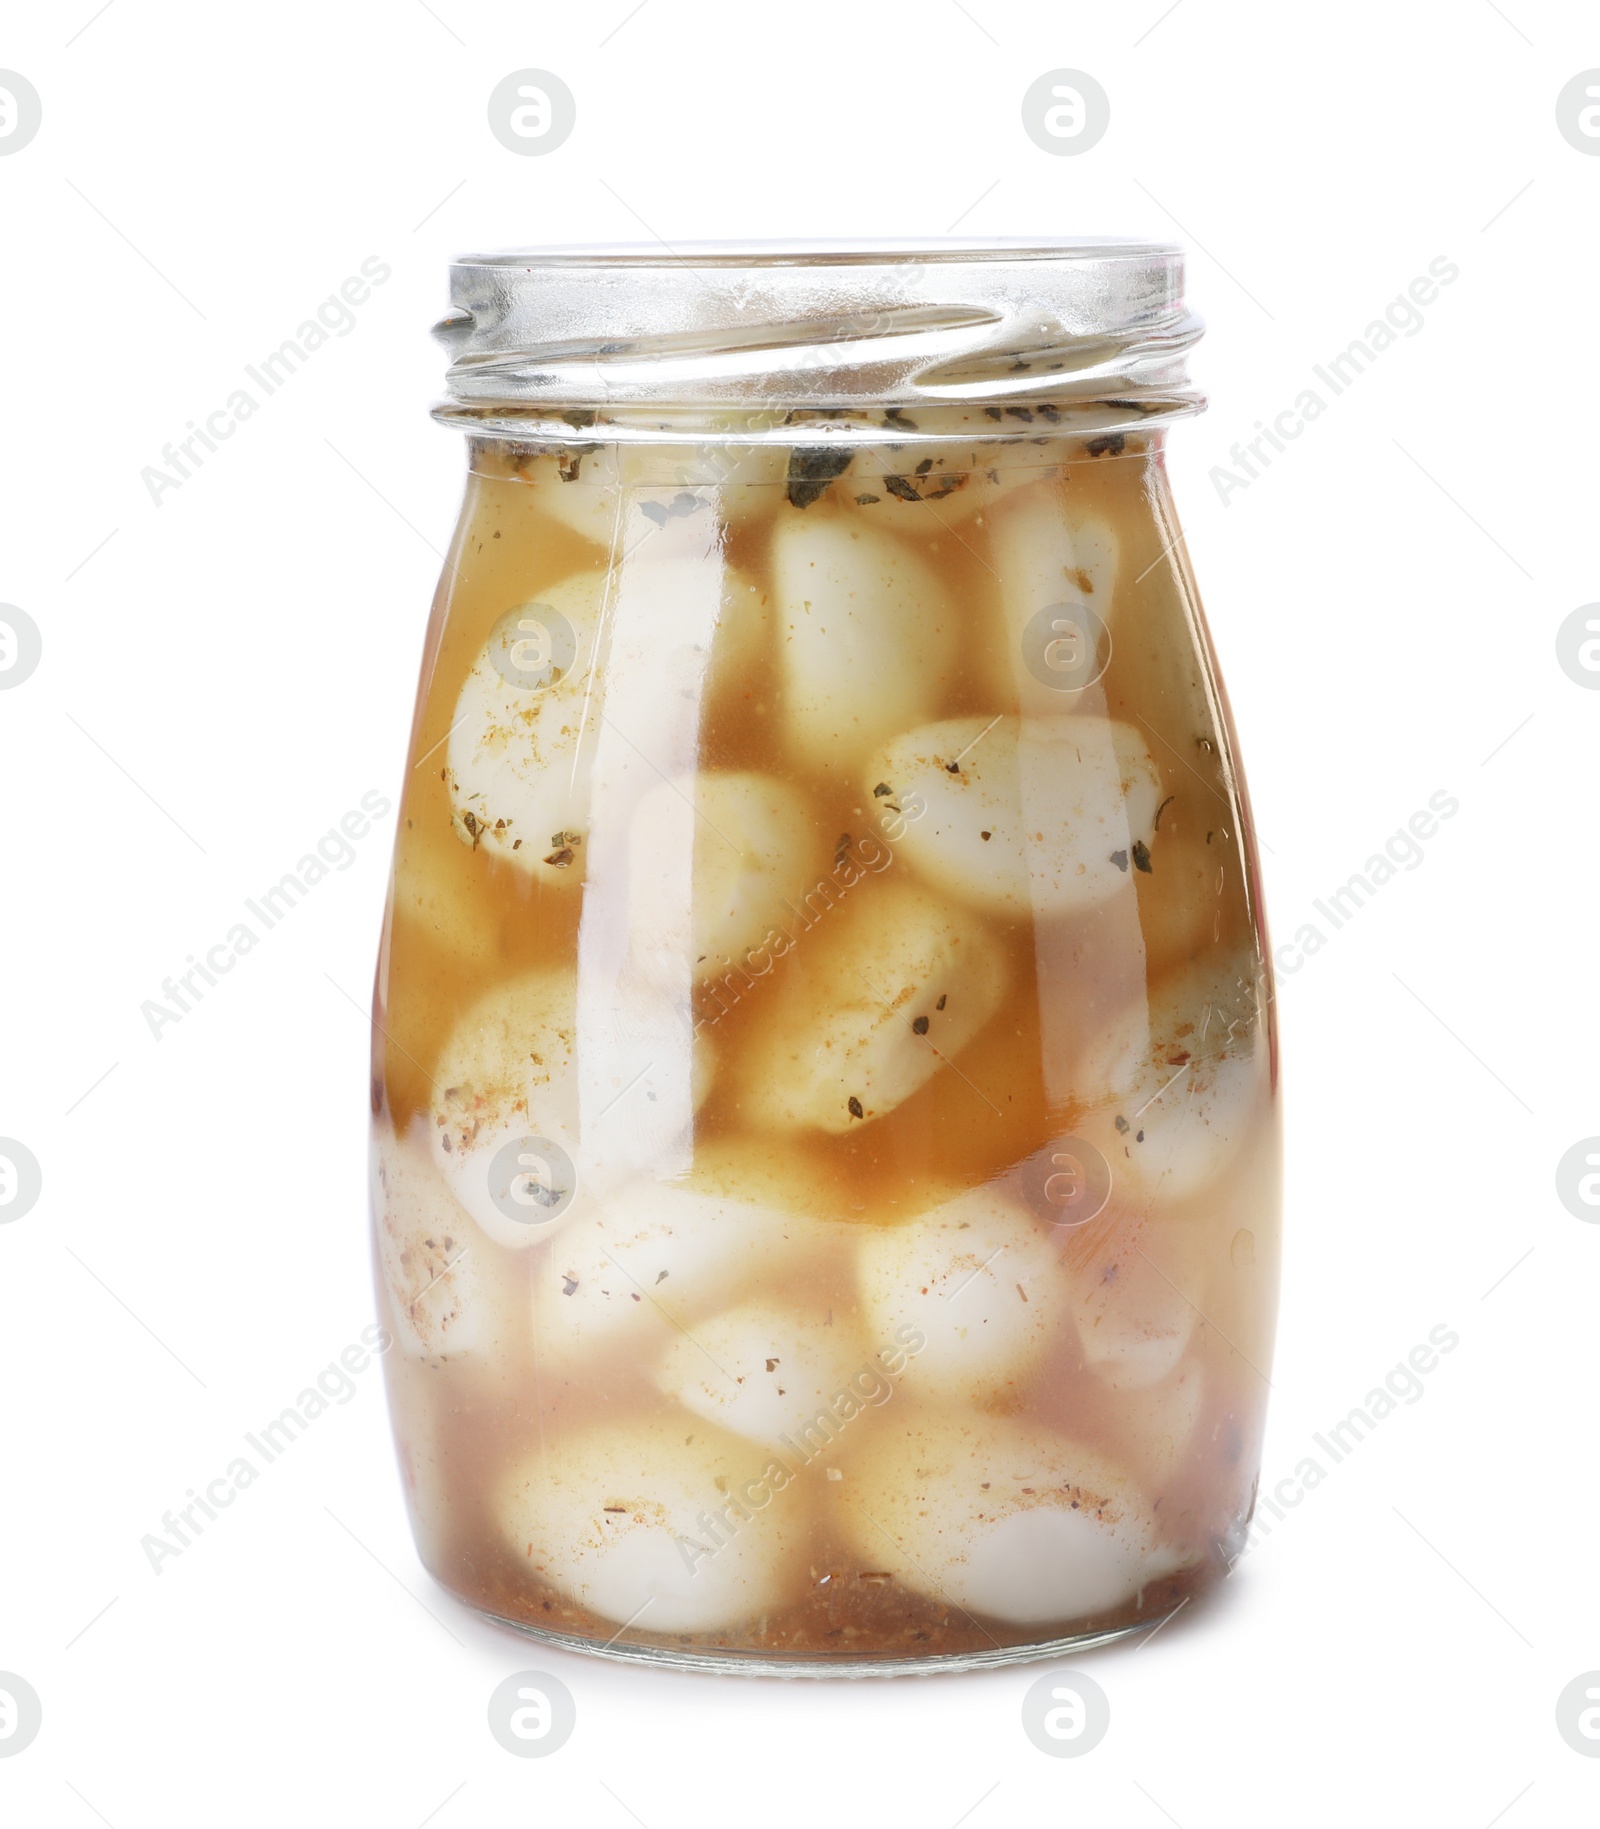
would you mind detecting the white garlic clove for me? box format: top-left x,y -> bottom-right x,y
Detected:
866,715 -> 1162,919
532,1140 -> 852,1362
373,1127 -> 511,1361
838,1408 -> 1184,1626
428,969 -> 595,1250
497,1414 -> 810,1633
736,879 -> 1008,1134
627,770 -> 825,988
983,478 -> 1121,715
653,1300 -> 874,1453
856,1185 -> 1072,1403
1074,952 -> 1268,1200
516,444 -> 789,545
444,570 -> 606,884
771,514 -> 960,780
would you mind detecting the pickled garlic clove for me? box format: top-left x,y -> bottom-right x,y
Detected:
626,770 -> 825,989
653,1300 -> 873,1454
856,1186 -> 1072,1404
735,879 -> 1008,1135
372,1127 -> 511,1361
866,715 -> 1162,919
387,812 -> 503,966
511,444 -> 788,544
428,968 -> 598,1249
445,569 -> 606,884
837,1409 -> 1185,1626
983,477 -> 1121,715
496,1415 -> 811,1634
1073,952 -> 1268,1201
532,1142 -> 852,1361
770,513 -> 960,780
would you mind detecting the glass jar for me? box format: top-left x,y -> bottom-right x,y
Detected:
370,240 -> 1280,1675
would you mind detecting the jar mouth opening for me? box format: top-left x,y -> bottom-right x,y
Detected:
435,237 -> 1204,427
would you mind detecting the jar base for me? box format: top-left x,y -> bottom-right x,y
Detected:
465,1602 -> 1169,1679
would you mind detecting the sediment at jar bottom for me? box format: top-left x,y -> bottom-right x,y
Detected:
372,431 -> 1279,1664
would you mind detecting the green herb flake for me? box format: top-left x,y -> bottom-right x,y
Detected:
786,446 -> 855,509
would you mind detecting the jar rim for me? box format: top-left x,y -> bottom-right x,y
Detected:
434,236 -> 1204,433
449,235 -> 1181,269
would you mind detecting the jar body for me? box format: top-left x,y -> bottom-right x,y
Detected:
370,421 -> 1280,1674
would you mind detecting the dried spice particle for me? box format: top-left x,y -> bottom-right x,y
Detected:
945,760 -> 961,774
786,445 -> 855,508
936,994 -> 947,1010
765,1356 -> 779,1371
980,830 -> 991,841
1154,794 -> 1176,831
1037,403 -> 1061,423
872,782 -> 893,798
855,492 -> 882,504
914,456 -> 935,476
560,409 -> 598,430
882,474 -> 922,503
884,408 -> 918,430
556,451 -> 583,482
1006,406 -> 1034,423
543,846 -> 576,868
847,1096 -> 865,1120
561,1274 -> 578,1295
1131,839 -> 1153,873
1086,432 -> 1126,457
1114,1115 -> 1131,1134
983,407 -> 1003,421
1110,848 -> 1129,871
912,1015 -> 930,1035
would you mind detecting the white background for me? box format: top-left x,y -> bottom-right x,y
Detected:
2,1 -> 1597,1823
